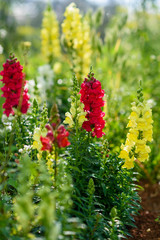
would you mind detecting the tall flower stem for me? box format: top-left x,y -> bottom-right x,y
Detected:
87,131 -> 91,145
54,145 -> 58,188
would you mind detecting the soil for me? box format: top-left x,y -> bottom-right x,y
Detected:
128,180 -> 160,240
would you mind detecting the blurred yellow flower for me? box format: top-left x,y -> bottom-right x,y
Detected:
62,3 -> 92,82
53,62 -> 62,74
22,41 -> 31,49
41,6 -> 61,62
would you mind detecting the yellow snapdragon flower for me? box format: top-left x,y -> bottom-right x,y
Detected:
122,157 -> 135,169
63,112 -> 74,127
62,3 -> 82,49
119,99 -> 153,169
32,127 -> 47,160
119,144 -> 135,169
41,6 -> 61,62
62,3 -> 92,82
77,112 -> 87,126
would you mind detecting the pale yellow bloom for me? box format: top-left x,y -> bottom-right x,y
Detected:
129,111 -> 139,121
62,3 -> 82,50
63,112 -> 74,127
70,102 -> 76,117
127,119 -> 136,128
143,129 -> 153,142
119,144 -> 135,169
62,3 -> 92,82
135,140 -> 151,160
64,99 -> 86,128
41,6 -> 61,62
127,129 -> 138,143
53,62 -> 62,74
77,113 -> 86,125
23,41 -> 31,48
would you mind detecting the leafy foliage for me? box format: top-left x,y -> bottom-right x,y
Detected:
66,133 -> 141,239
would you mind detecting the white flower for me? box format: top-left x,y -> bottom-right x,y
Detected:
0,29 -> 7,38
0,45 -> 3,54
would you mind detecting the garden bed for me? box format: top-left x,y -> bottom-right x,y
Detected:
128,180 -> 160,240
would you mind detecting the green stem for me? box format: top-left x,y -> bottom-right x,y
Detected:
88,131 -> 90,144
6,115 -> 18,161
75,92 -> 78,138
54,146 -> 58,188
2,115 -> 17,193
74,84 -> 80,166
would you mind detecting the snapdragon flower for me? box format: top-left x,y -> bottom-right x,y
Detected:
119,89 -> 153,169
62,3 -> 92,82
64,100 -> 87,128
79,72 -> 105,138
0,54 -> 30,117
41,6 -> 61,62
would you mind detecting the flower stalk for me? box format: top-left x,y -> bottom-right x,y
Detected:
119,85 -> 153,169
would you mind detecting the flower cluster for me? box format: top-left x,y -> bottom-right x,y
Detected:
119,91 -> 153,169
62,3 -> 82,49
80,72 -> 105,138
62,3 -> 92,82
39,104 -> 70,152
41,5 -> 61,62
0,55 -> 30,117
40,124 -> 70,152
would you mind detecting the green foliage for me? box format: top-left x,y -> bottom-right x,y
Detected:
12,153 -> 75,239
14,154 -> 35,237
66,130 -> 141,239
86,8 -> 104,58
108,207 -> 124,240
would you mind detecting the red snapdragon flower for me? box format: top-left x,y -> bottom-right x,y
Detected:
79,72 -> 105,138
40,123 -> 70,152
57,125 -> 70,148
0,55 -> 30,117
40,136 -> 52,151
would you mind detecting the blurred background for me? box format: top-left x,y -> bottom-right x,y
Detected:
0,0 -> 159,59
